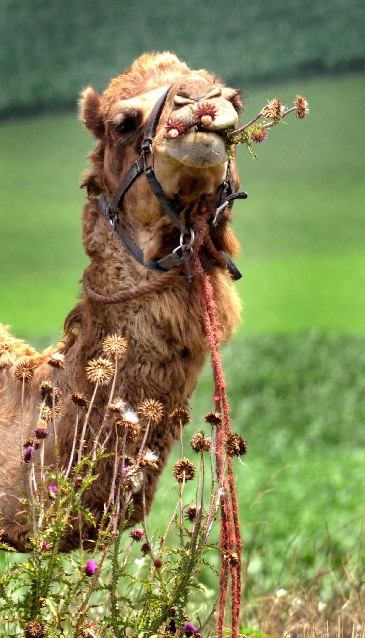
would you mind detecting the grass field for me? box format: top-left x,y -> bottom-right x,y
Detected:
0,74 -> 364,599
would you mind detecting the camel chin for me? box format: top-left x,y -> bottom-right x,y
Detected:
163,131 -> 228,168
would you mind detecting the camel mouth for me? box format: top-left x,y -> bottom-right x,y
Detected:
162,130 -> 228,168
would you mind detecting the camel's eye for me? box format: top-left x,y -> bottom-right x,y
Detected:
114,109 -> 142,136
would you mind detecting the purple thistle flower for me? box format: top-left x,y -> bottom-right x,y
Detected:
41,541 -> 49,551
82,532 -> 89,540
249,127 -> 267,143
34,427 -> 49,439
130,528 -> 144,542
48,485 -> 58,498
84,559 -> 97,576
23,446 -> 34,463
153,558 -> 163,568
184,623 -> 198,636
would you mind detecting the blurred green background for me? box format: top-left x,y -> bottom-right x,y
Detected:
0,0 -> 364,591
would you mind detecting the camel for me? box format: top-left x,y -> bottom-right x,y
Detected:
0,52 -> 243,552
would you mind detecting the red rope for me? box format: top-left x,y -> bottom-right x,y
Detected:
192,212 -> 242,638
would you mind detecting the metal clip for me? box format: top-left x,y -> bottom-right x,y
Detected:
141,138 -> 154,172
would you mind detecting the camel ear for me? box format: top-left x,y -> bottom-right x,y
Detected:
79,87 -> 105,138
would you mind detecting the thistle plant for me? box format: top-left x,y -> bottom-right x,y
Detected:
0,334 -> 248,638
225,94 -> 309,159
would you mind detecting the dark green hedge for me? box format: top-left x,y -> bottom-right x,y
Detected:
1,0 -> 364,116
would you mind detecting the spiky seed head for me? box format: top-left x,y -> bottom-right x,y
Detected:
14,359 -> 34,382
190,430 -> 211,453
173,458 -> 196,483
138,399 -> 164,425
139,448 -> 159,470
224,432 -> 248,457
295,95 -> 309,119
141,541 -> 150,554
116,420 -> 142,441
102,334 -> 128,359
122,466 -> 143,493
47,352 -> 65,369
168,408 -> 190,427
195,102 -> 218,124
71,392 -> 89,408
165,117 -> 187,138
85,358 -> 115,385
130,528 -> 144,542
108,397 -> 126,413
224,550 -> 239,566
261,98 -> 282,120
39,403 -> 61,422
186,505 -> 198,521
249,126 -> 267,143
39,380 -> 53,398
25,620 -> 46,637
204,411 -> 222,426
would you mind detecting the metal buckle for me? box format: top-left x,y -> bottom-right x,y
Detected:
141,138 -> 154,172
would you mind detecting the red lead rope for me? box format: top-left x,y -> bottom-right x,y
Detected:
192,213 -> 242,638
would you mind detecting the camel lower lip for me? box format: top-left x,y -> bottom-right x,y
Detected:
163,131 -> 228,168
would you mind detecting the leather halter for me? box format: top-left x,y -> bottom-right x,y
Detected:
98,85 -> 247,279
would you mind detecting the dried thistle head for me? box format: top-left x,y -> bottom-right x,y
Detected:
190,430 -> 211,453
39,380 -> 53,398
122,466 -> 143,493
108,397 -> 126,413
168,408 -> 190,427
24,619 -> 46,637
173,458 -> 196,483
295,95 -> 309,119
224,432 -> 247,457
261,97 -> 282,120
204,411 -> 222,426
85,358 -> 115,385
116,420 -> 142,441
139,448 -> 159,470
39,382 -> 62,406
224,550 -> 239,567
138,399 -> 164,425
71,392 -> 89,408
39,403 -> 61,422
47,352 -> 65,369
102,334 -> 128,359
13,359 -> 34,382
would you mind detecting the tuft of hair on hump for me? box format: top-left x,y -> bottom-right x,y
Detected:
102,52 -> 191,102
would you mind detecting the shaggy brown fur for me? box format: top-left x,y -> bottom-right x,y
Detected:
0,52 -> 242,551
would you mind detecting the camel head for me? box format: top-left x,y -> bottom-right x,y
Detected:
80,52 -> 242,245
